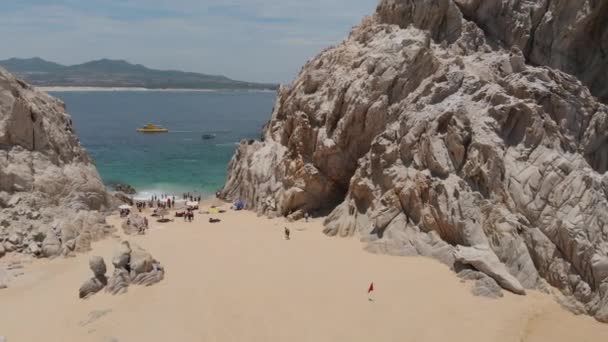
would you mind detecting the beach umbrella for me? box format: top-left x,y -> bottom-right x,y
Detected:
119,204 -> 132,210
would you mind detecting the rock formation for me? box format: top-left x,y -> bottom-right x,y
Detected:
79,241 -> 164,298
111,183 -> 136,195
0,67 -> 114,260
105,241 -> 164,295
221,0 -> 608,321
79,256 -> 108,299
457,269 -> 504,298
121,213 -> 148,235
452,0 -> 608,102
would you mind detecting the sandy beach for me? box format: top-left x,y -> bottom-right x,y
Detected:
1,204 -> 607,342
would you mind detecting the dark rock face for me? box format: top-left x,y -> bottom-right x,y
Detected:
452,0 -> 608,103
79,241 -> 165,298
112,183 -> 136,195
221,0 -> 608,322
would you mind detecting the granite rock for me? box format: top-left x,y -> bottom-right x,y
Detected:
0,68 -> 114,259
221,0 -> 608,321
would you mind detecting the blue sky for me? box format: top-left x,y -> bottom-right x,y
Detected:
0,0 -> 378,83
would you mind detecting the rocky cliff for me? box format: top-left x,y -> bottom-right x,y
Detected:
0,67 -> 113,259
221,0 -> 608,321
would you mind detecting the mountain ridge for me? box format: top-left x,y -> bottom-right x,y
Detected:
0,57 -> 277,90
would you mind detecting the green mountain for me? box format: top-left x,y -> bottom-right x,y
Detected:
0,58 -> 277,90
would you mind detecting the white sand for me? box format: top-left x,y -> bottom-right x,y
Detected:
1,206 -> 606,341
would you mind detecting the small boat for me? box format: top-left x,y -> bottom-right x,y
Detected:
201,134 -> 216,140
137,123 -> 169,133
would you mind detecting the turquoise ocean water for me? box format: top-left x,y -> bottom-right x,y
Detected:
50,90 -> 276,198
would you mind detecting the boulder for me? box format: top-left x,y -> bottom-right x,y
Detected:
106,268 -> 130,295
64,239 -> 76,251
78,277 -> 106,299
89,256 -> 107,278
131,262 -> 165,287
113,192 -> 134,206
129,244 -> 154,276
112,183 -> 136,195
7,195 -> 21,207
471,277 -> 504,299
3,242 -> 15,253
78,256 -> 108,299
27,242 -> 41,256
7,234 -> 21,246
105,241 -> 164,295
455,246 -> 525,295
458,268 -> 504,298
112,241 -> 131,269
41,233 -> 62,257
121,213 -> 147,235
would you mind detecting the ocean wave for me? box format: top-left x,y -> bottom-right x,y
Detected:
214,142 -> 239,147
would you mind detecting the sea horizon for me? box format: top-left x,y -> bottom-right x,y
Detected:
50,89 -> 276,200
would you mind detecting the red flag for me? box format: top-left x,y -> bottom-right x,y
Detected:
368,282 -> 374,293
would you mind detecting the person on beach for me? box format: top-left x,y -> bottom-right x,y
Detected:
304,212 -> 309,222
284,227 -> 290,240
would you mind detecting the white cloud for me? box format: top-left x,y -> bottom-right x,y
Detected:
0,0 -> 378,83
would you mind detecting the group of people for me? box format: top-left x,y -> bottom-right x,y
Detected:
175,207 -> 196,222
182,192 -> 202,202
122,193 -> 316,243
184,208 -> 195,222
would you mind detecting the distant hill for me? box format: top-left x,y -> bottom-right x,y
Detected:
0,57 -> 277,90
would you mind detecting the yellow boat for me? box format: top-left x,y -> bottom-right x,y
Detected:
137,123 -> 169,133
